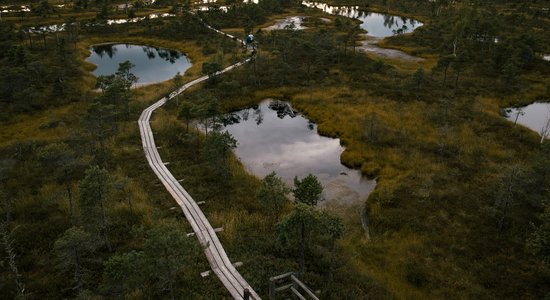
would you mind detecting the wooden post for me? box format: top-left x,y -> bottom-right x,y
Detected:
243,288 -> 250,300
269,279 -> 275,300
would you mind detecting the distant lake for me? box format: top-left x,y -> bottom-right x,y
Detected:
221,100 -> 376,205
302,1 -> 423,37
86,44 -> 191,85
29,13 -> 175,33
505,102 -> 550,139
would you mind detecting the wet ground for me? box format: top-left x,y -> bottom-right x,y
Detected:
264,16 -> 307,30
358,35 -> 424,62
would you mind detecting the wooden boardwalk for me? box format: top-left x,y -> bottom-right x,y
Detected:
138,58 -> 260,299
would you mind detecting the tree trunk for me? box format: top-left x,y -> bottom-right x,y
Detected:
1,223 -> 26,299
327,237 -> 336,297
452,38 -> 458,57
300,221 -> 305,275
27,32 -> 33,49
98,192 -> 112,251
65,181 -> 74,220
73,247 -> 81,291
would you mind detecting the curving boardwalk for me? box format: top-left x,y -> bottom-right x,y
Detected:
138,14 -> 259,298
138,58 -> 259,299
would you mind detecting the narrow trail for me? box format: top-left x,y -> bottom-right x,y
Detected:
138,16 -> 260,299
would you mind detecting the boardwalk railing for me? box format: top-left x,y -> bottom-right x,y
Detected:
269,272 -> 319,300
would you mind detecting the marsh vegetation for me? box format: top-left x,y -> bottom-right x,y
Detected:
1,0 -> 550,299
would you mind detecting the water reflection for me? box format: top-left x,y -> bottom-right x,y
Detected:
359,36 -> 423,61
505,102 -> 550,140
193,0 -> 220,3
302,1 -> 422,37
1,5 -> 30,13
92,44 -> 118,59
265,16 -> 307,30
197,5 -> 228,12
222,100 -> 376,205
27,13 -> 175,33
87,44 -> 191,85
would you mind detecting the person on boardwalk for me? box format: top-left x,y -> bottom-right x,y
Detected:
245,33 -> 255,50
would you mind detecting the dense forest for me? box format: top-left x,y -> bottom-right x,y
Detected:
1,0 -> 550,299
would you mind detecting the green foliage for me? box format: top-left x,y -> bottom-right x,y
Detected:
278,202 -> 321,273
3,0 -> 550,298
95,60 -> 137,119
37,142 -> 83,217
293,174 -> 323,206
363,112 -> 388,146
256,172 -> 289,220
278,202 -> 344,274
173,72 -> 183,89
37,142 -> 78,177
103,222 -> 198,298
78,166 -> 112,249
201,131 -> 237,181
196,0 -> 292,31
79,167 -> 111,217
202,61 -> 222,79
103,254 -> 137,292
178,101 -> 195,132
31,0 -> 55,17
54,226 -> 98,291
85,103 -> 118,165
318,210 -> 345,242
411,68 -> 425,90
0,23 -> 83,119
141,222 -> 198,294
488,164 -> 527,232
528,200 -> 550,263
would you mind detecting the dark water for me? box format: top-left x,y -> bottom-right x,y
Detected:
222,100 -> 376,205
29,13 -> 175,33
265,16 -> 306,30
302,1 -> 422,37
505,102 -> 550,139
86,44 -> 191,85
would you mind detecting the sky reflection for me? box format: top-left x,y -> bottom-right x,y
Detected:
222,100 -> 376,205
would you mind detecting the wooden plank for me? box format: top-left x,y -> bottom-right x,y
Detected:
291,275 -> 319,300
270,272 -> 294,282
290,287 -> 307,300
137,18 -> 259,300
274,283 -> 294,292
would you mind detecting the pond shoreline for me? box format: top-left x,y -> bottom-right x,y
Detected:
222,99 -> 377,238
86,43 -> 192,86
